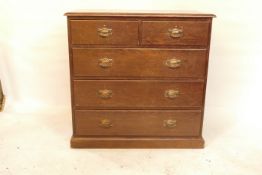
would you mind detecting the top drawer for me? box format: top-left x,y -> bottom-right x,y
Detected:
142,21 -> 210,46
70,20 -> 139,45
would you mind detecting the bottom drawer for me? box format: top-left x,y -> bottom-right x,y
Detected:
74,110 -> 202,137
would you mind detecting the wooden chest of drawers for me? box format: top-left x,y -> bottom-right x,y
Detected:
65,11 -> 215,148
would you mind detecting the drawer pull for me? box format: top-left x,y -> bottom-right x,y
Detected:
99,57 -> 113,68
164,58 -> 181,68
98,89 -> 113,99
97,25 -> 112,38
164,89 -> 179,99
163,119 -> 177,128
168,27 -> 183,38
99,119 -> 113,128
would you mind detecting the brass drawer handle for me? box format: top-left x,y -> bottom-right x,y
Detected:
98,89 -> 112,99
97,25 -> 112,38
99,57 -> 113,68
163,119 -> 177,128
168,26 -> 183,38
164,58 -> 181,68
164,89 -> 179,99
99,119 -> 113,128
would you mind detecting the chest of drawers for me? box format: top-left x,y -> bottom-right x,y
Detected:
65,11 -> 215,148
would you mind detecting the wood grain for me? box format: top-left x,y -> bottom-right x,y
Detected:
71,136 -> 205,148
142,21 -> 210,46
72,48 -> 207,78
70,20 -> 139,45
65,10 -> 215,18
74,110 -> 202,136
73,80 -> 204,108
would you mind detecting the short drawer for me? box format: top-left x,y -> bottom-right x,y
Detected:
70,20 -> 139,45
73,80 -> 204,108
142,21 -> 210,46
74,110 -> 202,136
72,48 -> 207,78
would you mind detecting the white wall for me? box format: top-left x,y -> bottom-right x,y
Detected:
1,0 -> 262,120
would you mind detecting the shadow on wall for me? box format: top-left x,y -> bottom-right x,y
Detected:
0,80 -> 5,111
0,41 -> 20,106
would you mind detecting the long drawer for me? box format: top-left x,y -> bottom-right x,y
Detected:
73,80 -> 204,108
74,110 -> 202,136
72,48 -> 207,78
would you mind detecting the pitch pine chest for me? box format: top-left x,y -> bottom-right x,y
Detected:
65,11 -> 215,148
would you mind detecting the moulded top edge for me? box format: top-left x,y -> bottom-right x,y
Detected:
64,10 -> 216,18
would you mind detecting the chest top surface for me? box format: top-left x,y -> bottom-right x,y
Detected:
65,10 -> 215,18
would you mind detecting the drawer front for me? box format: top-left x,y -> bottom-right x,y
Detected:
70,20 -> 139,45
142,21 -> 210,46
73,80 -> 204,108
72,48 -> 207,78
74,110 -> 201,136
